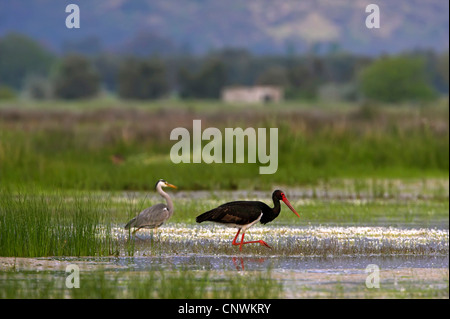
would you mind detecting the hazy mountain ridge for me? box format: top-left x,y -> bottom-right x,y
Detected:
0,0 -> 448,55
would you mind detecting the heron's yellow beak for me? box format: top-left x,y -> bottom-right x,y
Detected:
165,183 -> 177,189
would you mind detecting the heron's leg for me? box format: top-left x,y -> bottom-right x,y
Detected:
131,228 -> 145,241
238,231 -> 271,250
150,228 -> 158,241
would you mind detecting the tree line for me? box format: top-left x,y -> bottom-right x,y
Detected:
0,32 -> 448,103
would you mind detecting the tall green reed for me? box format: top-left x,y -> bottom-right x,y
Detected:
0,189 -> 117,257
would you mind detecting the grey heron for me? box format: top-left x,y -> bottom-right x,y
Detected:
124,179 -> 177,234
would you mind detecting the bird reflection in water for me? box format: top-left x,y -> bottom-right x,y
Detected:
231,256 -> 266,271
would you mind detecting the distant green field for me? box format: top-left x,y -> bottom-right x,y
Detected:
0,99 -> 448,191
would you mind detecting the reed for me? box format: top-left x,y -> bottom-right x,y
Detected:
0,189 -> 118,257
0,101 -> 447,191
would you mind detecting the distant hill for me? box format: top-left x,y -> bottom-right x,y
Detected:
0,0 -> 448,55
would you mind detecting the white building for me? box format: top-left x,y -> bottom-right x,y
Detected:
221,86 -> 283,104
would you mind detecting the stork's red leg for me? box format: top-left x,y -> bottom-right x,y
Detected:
231,257 -> 245,271
231,229 -> 241,246
238,231 -> 272,250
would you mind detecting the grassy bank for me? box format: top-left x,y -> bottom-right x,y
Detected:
0,99 -> 448,191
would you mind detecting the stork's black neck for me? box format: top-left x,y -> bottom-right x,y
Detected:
272,194 -> 282,215
259,194 -> 282,224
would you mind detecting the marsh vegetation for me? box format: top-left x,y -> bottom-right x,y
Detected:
0,100 -> 448,298
0,100 -> 448,190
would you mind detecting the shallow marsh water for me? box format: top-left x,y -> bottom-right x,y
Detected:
1,184 -> 448,298
1,224 -> 448,298
1,254 -> 448,298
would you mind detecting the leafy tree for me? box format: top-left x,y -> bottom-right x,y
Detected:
286,63 -> 319,100
256,66 -> 290,87
53,55 -> 100,99
435,51 -> 449,93
93,53 -> 121,92
359,56 -> 436,102
179,59 -> 226,99
0,33 -> 55,89
118,58 -> 168,99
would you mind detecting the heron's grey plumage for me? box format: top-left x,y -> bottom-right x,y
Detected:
124,179 -> 176,232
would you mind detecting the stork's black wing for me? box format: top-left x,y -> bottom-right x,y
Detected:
196,201 -> 270,226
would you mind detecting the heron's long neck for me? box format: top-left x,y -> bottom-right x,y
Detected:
158,185 -> 174,214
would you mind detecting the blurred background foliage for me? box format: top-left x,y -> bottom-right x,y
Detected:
0,1 -> 448,191
0,32 -> 448,103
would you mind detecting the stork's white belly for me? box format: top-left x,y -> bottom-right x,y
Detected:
223,213 -> 263,231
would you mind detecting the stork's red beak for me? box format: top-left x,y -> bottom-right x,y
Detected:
282,196 -> 300,218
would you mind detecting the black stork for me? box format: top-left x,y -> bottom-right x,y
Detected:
196,190 -> 300,250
